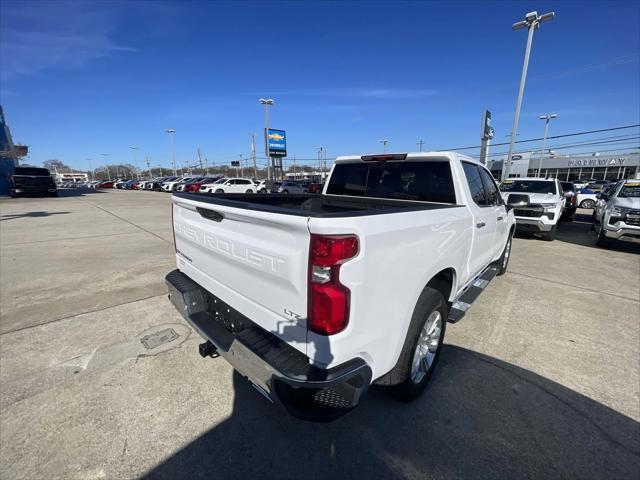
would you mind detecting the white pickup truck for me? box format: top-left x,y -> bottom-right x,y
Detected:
165,152 -> 516,420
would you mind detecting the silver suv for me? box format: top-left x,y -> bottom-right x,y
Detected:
592,179 -> 640,247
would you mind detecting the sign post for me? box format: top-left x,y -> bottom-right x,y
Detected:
479,110 -> 494,165
265,128 -> 287,182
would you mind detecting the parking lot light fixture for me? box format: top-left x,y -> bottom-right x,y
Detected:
166,129 -> 177,176
259,99 -> 275,180
379,139 -> 389,153
503,10 -> 555,180
101,153 -> 111,181
537,114 -> 558,177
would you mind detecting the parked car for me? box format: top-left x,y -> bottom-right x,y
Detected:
175,177 -> 205,192
499,177 -> 565,241
96,181 -> 114,188
254,180 -> 268,193
9,167 -> 57,197
587,180 -> 610,192
162,177 -> 196,192
576,188 -> 598,209
150,177 -> 174,191
560,181 -> 577,221
182,177 -> 217,193
278,181 -> 308,194
199,177 -> 256,193
166,151 -> 516,420
308,182 -> 324,194
592,179 -> 640,247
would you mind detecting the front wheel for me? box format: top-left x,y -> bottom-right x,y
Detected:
580,199 -> 596,209
383,287 -> 447,401
496,230 -> 513,276
245,189 -> 253,193
259,188 -> 267,193
595,223 -> 609,248
541,225 -> 557,241
215,189 -> 224,193
282,190 -> 289,194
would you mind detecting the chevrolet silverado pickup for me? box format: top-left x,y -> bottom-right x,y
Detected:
166,152 -> 516,421
499,177 -> 565,241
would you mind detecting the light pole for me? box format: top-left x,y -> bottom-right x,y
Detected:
129,146 -> 138,177
87,158 -> 93,181
417,140 -> 425,152
379,139 -> 389,153
259,98 -> 274,181
101,153 -> 111,181
503,10 -> 555,180
536,114 -> 557,177
316,146 -> 324,179
166,129 -> 176,176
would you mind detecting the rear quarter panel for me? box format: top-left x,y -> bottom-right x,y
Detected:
307,206 -> 472,379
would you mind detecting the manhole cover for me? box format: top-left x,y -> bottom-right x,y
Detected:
141,328 -> 179,350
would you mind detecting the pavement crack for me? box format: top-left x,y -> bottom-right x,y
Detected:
509,270 -> 639,302
0,292 -> 168,336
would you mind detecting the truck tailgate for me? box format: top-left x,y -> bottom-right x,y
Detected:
172,195 -> 310,353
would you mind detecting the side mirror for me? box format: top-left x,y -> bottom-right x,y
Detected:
506,193 -> 530,211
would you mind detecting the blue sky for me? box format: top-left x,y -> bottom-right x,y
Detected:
1,0 -> 638,171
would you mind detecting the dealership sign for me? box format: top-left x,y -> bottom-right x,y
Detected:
265,128 -> 287,157
567,157 -> 626,167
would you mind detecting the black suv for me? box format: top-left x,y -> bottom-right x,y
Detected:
9,167 -> 57,197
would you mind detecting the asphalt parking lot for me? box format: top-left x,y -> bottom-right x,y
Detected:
1,189 -> 639,480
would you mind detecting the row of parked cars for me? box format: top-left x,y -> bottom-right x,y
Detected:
499,176 -> 639,248
85,176 -> 324,194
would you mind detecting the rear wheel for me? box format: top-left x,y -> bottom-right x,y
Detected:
245,189 -> 253,193
259,188 -> 267,193
382,287 -> 447,401
580,199 -> 596,209
282,190 -> 289,194
215,189 -> 224,193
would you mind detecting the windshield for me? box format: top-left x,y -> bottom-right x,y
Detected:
618,182 -> 640,198
500,180 -> 556,194
13,167 -> 51,176
214,178 -> 227,184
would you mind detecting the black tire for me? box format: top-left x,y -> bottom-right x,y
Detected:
580,199 -> 596,209
496,230 -> 514,276
595,223 -> 609,248
380,287 -> 447,401
282,190 -> 289,194
245,189 -> 253,193
541,225 -> 557,241
259,188 -> 267,193
215,189 -> 224,193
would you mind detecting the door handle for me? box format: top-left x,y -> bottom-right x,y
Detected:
497,216 -> 504,221
476,221 -> 486,228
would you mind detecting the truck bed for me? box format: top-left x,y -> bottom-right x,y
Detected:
173,192 -> 459,217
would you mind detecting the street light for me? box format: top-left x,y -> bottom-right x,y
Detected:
417,140 -> 425,152
129,146 -> 138,177
166,129 -> 176,176
259,98 -> 275,181
316,146 -> 324,180
503,10 -> 555,180
86,158 -> 93,181
379,139 -> 389,153
101,153 -> 111,181
536,114 -> 557,177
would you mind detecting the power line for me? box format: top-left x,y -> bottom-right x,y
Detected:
440,124 -> 640,151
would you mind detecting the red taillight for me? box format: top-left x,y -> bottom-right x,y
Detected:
308,235 -> 359,335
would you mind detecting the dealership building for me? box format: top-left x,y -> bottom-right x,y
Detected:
487,151 -> 640,181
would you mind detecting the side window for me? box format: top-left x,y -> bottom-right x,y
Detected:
462,162 -> 487,206
227,179 -> 236,185
479,167 -> 500,205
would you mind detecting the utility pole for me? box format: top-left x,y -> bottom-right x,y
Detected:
158,164 -> 163,176
87,158 -> 93,181
316,146 -> 324,181
197,148 -> 204,173
239,154 -> 244,177
293,155 -> 297,180
166,129 -> 177,176
145,157 -> 152,178
251,133 -> 258,179
503,10 -> 555,180
536,114 -> 557,177
379,139 -> 389,153
417,140 -> 425,152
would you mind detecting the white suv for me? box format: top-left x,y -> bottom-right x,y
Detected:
199,178 -> 255,194
499,177 -> 565,241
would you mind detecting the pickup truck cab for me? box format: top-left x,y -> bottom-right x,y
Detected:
592,179 -> 640,247
166,152 -> 516,420
9,167 -> 57,197
499,177 -> 564,240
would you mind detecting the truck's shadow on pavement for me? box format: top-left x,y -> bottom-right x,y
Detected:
142,346 -> 640,479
